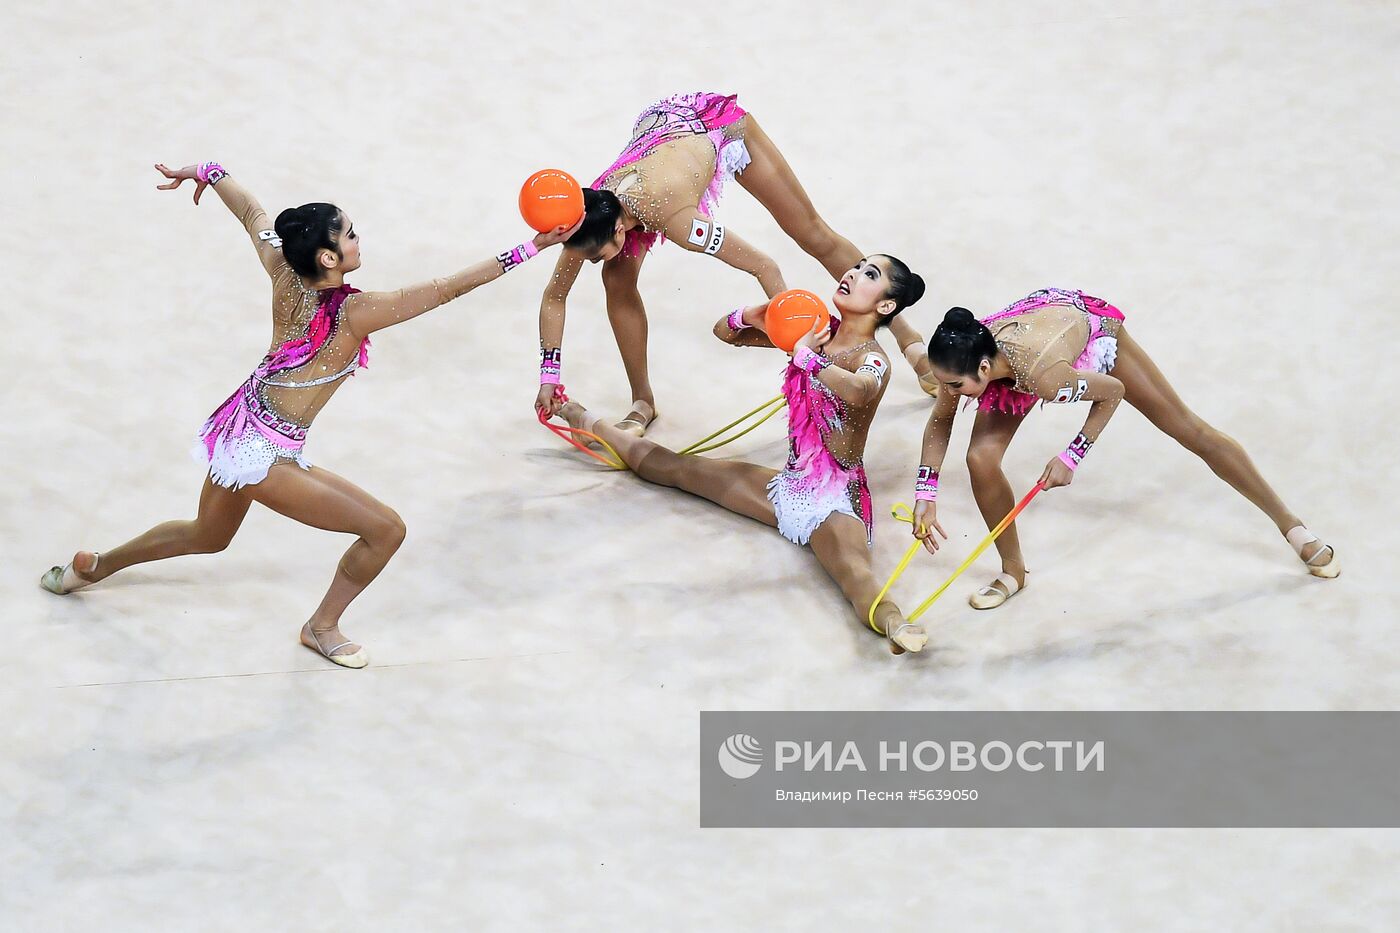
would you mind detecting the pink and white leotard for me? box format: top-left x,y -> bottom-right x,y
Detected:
193,284 -> 370,489
977,287 -> 1127,417
592,91 -> 751,259
767,321 -> 883,546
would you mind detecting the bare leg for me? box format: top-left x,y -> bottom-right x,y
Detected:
600,249 -> 657,435
1112,327 -> 1335,572
736,116 -> 863,277
247,464 -> 408,664
809,514 -> 927,654
58,475 -> 253,587
737,115 -> 933,384
965,408 -> 1031,605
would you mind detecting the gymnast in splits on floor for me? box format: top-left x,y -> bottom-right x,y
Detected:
554,254 -> 931,653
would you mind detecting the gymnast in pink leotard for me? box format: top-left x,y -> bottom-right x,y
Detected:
911,289 -> 1339,612
534,92 -> 935,438
39,162 -> 578,668
553,255 -> 933,655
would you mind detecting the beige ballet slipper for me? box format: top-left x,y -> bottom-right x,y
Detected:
301,622 -> 369,669
40,552 -> 101,595
1285,526 -> 1340,579
969,571 -> 1023,610
614,400 -> 657,438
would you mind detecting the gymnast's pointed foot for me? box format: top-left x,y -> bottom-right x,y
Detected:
614,399 -> 657,437
40,550 -> 101,595
1285,526 -> 1340,579
874,604 -> 927,655
300,621 -> 369,669
969,568 -> 1027,610
558,399 -> 598,433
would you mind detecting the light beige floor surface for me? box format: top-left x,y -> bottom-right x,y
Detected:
3,1 -> 1397,929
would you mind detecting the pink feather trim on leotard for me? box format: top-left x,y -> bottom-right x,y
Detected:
769,339 -> 874,544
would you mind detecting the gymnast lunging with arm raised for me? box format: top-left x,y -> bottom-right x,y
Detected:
40,162 -> 578,668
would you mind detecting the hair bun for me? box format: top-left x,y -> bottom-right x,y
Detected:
274,207 -> 308,243
906,273 -> 926,308
944,306 -> 978,329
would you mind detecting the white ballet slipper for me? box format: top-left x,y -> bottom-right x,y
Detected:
1285,526 -> 1340,579
39,553 -> 100,595
887,620 -> 929,655
969,572 -> 1023,610
301,622 -> 369,669
614,400 -> 657,438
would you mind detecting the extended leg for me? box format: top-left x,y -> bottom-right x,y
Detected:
1112,328 -> 1336,576
43,475 -> 253,593
560,401 -> 777,526
809,514 -> 926,654
737,115 -> 934,386
736,116 -> 863,278
248,464 -> 409,666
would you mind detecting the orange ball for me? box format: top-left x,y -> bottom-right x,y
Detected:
519,169 -> 584,233
764,289 -> 831,352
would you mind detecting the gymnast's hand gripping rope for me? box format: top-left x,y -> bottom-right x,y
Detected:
537,388 -> 627,470
867,482 -> 1045,632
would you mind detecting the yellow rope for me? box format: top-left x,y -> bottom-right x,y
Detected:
868,484 -> 1045,630
678,395 -> 786,456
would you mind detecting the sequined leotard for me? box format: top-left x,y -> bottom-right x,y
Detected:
592,91 -> 751,258
767,321 -> 890,546
192,177 -> 497,488
976,288 -> 1126,416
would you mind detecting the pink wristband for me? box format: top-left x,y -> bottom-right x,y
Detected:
498,240 -> 540,273
539,347 -> 562,385
726,308 -> 748,331
1059,432 -> 1093,470
196,162 -> 227,185
914,465 -> 939,502
793,346 -> 829,375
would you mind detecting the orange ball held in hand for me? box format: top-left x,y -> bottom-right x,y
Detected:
519,169 -> 585,233
764,289 -> 831,352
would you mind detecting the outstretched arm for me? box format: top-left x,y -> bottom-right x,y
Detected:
346,224 -> 578,338
155,162 -> 286,278
1030,362 -> 1125,489
662,208 -> 786,298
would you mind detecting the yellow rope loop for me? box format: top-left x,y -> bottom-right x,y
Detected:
678,395 -> 786,456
